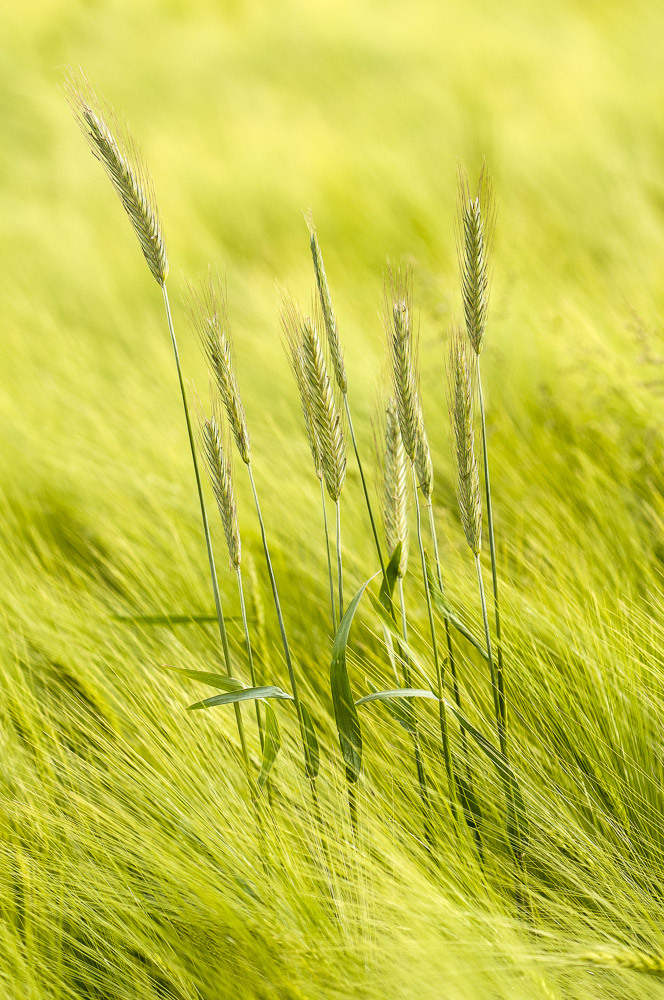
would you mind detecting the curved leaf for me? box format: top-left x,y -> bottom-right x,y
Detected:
161,665 -> 244,691
330,576 -> 377,783
300,701 -> 320,780
187,685 -> 294,711
424,553 -> 488,662
257,702 -> 281,789
378,543 -> 402,620
366,678 -> 414,733
442,697 -> 529,858
356,688 -> 438,706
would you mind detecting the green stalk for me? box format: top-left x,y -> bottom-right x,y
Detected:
474,552 -> 506,758
335,498 -> 343,621
344,395 -> 386,580
247,463 -> 315,783
236,567 -> 263,752
161,285 -> 253,787
321,479 -> 337,631
477,373 -> 506,738
425,501 -> 461,715
412,465 -> 456,819
398,577 -> 434,848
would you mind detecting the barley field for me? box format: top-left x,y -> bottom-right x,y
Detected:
3,1 -> 664,998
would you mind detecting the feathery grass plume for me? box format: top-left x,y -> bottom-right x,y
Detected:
188,273 -> 251,465
580,950 -> 664,976
381,398 -> 410,578
281,296 -> 324,481
199,396 -> 241,572
282,294 -> 336,628
457,160 -> 506,743
300,306 -> 346,504
447,329 -> 482,556
384,263 -> 421,463
65,69 -> 168,286
305,211 -> 347,394
457,160 -> 495,355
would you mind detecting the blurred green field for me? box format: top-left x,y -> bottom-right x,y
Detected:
4,0 -> 664,997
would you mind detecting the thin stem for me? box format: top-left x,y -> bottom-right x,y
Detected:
321,479 -> 337,631
247,463 -> 314,781
425,500 -> 461,716
161,285 -> 253,788
474,552 -> 506,758
237,567 -> 263,752
398,577 -> 434,849
344,394 -> 386,580
412,464 -> 456,819
477,373 -> 506,738
335,499 -> 343,621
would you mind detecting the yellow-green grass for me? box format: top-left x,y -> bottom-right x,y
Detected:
3,0 -> 664,997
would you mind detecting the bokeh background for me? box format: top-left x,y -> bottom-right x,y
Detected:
4,1 -> 664,998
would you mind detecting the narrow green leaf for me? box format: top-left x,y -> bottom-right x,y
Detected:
188,685 -> 294,711
378,542 -> 402,619
114,614 -> 244,625
442,697 -> 529,857
161,665 -> 244,691
424,554 -> 489,662
356,687 -> 438,706
366,678 -> 414,733
300,701 -> 320,780
330,577 -> 377,783
367,591 -> 428,680
257,702 -> 281,789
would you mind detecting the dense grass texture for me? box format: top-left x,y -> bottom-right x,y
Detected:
4,1 -> 664,997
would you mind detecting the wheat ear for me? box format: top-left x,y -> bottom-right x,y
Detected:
581,950 -> 664,976
382,398 -> 410,578
282,295 -> 336,631
457,161 -> 506,740
384,265 -> 456,820
65,70 -> 168,286
306,212 -> 386,580
65,72 -> 238,739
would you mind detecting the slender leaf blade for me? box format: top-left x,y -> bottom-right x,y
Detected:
161,665 -> 244,691
356,687 -> 438,706
188,685 -> 294,711
330,577 -> 377,783
257,702 -> 281,788
300,701 -> 320,780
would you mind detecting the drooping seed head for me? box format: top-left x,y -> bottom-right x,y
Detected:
65,69 -> 168,286
300,303 -> 346,502
188,273 -> 251,465
447,328 -> 482,555
198,392 -> 241,571
457,161 -> 495,355
305,211 -> 348,395
281,294 -> 323,481
381,397 -> 410,578
413,406 -> 434,501
384,263 -> 421,465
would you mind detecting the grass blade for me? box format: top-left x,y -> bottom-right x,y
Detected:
300,701 -> 320,780
257,703 -> 281,789
188,686 -> 294,711
161,665 -> 244,691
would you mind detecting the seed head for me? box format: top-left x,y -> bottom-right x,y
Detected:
188,273 -> 251,465
382,398 -> 410,578
305,211 -> 348,395
198,393 -> 241,571
457,161 -> 495,355
281,295 -> 323,481
447,328 -> 482,555
384,263 -> 420,464
65,69 -> 168,286
299,304 -> 346,502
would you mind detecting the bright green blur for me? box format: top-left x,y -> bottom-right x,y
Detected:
2,1 -> 664,997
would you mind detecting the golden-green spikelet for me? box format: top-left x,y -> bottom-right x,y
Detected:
65,69 -> 168,286
188,274 -> 251,465
457,161 -> 495,355
305,211 -> 347,395
198,395 -> 241,571
281,296 -> 324,481
581,950 -> 664,976
382,398 -> 409,578
447,328 -> 482,555
300,306 -> 346,503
